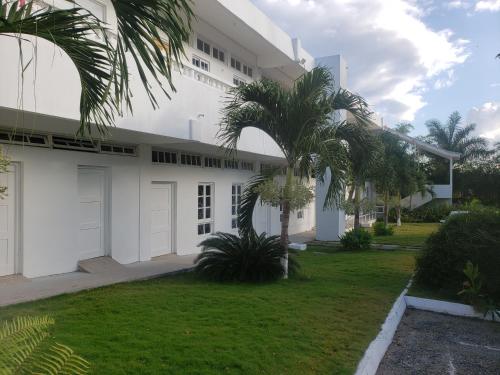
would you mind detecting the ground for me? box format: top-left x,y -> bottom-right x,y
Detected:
371,222 -> 440,247
377,309 -> 500,375
0,249 -> 415,375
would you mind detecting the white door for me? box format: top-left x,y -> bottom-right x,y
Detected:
78,168 -> 106,260
0,165 -> 16,276
150,183 -> 173,257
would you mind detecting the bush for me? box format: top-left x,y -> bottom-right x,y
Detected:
414,210 -> 500,303
195,231 -> 299,282
390,201 -> 452,223
339,228 -> 372,250
372,222 -> 394,236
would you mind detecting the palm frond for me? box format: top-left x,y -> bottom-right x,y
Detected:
331,88 -> 373,125
30,343 -> 89,375
1,0 -> 116,135
110,0 -> 193,112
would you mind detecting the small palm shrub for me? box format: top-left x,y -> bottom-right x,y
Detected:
372,222 -> 394,236
415,211 -> 500,303
195,231 -> 298,282
339,228 -> 372,250
0,316 -> 89,374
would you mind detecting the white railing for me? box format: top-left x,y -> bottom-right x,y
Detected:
345,211 -> 377,230
180,65 -> 234,93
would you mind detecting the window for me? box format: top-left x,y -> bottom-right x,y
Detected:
192,55 -> 209,72
101,143 -> 136,156
197,38 -> 210,55
152,150 -> 177,164
231,184 -> 242,229
197,183 -> 214,235
242,65 -> 252,77
212,47 -> 225,62
204,157 -> 222,168
224,159 -> 239,169
240,161 -> 254,171
233,76 -> 246,87
52,136 -> 97,152
297,210 -> 304,219
180,153 -> 202,166
231,57 -> 241,71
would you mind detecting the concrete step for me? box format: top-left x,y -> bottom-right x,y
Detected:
78,256 -> 127,275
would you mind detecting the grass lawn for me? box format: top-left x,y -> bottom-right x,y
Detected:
371,223 -> 440,247
0,250 -> 415,375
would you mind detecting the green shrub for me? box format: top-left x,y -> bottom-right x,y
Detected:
373,222 -> 394,236
390,201 -> 452,223
414,210 -> 500,303
339,228 -> 372,250
195,231 -> 298,282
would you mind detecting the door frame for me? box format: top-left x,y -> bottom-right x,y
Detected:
78,166 -> 111,258
10,162 -> 22,275
151,181 -> 176,255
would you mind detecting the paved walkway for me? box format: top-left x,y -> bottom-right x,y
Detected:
0,254 -> 196,307
289,230 -> 316,243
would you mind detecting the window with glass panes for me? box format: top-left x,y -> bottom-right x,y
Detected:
231,184 -> 242,229
197,183 -> 213,235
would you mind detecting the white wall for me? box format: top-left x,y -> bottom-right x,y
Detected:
4,143 -> 314,278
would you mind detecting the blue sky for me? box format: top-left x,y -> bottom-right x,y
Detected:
252,0 -> 500,142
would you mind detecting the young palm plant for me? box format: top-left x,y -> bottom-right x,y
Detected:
0,315 -> 89,374
220,67 -> 373,262
0,0 -> 193,135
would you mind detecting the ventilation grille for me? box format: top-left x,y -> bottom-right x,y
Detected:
0,130 -> 49,147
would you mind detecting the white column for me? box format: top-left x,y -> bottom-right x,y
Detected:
315,168 -> 346,241
448,158 -> 453,205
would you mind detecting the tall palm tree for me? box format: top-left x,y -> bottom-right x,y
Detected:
0,0 -> 193,135
220,67 -> 373,253
425,111 -> 491,163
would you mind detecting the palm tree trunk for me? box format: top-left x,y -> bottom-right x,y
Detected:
396,192 -> 402,226
280,167 -> 293,278
353,183 -> 361,230
384,191 -> 389,226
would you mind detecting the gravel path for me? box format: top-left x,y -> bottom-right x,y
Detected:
377,309 -> 500,375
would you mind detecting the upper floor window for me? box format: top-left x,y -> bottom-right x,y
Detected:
240,161 -> 254,171
197,38 -> 211,55
224,159 -> 239,170
152,150 -> 177,164
204,157 -> 222,168
231,57 -> 253,78
233,76 -> 246,87
180,153 -> 202,166
230,57 -> 241,71
192,55 -> 209,72
212,47 -> 225,63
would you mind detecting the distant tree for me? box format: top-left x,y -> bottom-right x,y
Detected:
394,122 -> 414,135
425,111 -> 491,164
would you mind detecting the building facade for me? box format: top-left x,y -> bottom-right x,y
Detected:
0,0 -> 343,278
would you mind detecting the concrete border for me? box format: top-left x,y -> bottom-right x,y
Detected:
354,281 -> 411,375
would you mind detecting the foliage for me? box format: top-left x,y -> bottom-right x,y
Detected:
0,315 -> 89,374
341,197 -> 375,216
0,0 -> 193,134
453,164 -> 500,207
372,221 -> 394,236
0,148 -> 9,198
414,211 -> 500,304
424,111 -> 492,164
390,201 -> 452,223
253,178 -> 314,211
195,231 -> 298,282
339,228 -> 372,250
219,67 -> 374,249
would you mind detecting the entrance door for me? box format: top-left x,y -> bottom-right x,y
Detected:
78,168 -> 106,260
150,183 -> 173,257
0,165 -> 16,276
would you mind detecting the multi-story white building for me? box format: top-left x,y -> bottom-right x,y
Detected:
0,0 -> 353,278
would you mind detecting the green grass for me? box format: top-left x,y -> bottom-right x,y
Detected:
0,250 -> 415,375
371,223 -> 440,247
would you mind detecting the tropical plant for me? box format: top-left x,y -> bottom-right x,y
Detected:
424,111 -> 491,164
373,130 -> 427,225
195,231 -> 298,282
0,315 -> 89,374
220,67 -> 373,259
339,228 -> 372,250
372,221 -> 394,236
0,0 -> 193,134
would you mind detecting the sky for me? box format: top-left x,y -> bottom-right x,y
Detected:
251,0 -> 500,142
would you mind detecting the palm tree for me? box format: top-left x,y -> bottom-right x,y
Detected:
220,67 -> 373,255
0,0 -> 193,135
425,111 -> 491,163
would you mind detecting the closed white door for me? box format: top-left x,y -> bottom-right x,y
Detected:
78,168 -> 106,260
0,165 -> 16,276
150,183 -> 173,257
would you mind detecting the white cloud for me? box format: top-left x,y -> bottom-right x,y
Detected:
252,0 -> 469,124
475,0 -> 500,11
446,0 -> 472,9
434,70 -> 456,89
467,102 -> 500,141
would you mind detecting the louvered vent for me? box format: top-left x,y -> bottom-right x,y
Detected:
52,136 -> 98,152
0,130 -> 49,147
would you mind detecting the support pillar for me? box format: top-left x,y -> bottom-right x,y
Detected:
315,169 -> 345,241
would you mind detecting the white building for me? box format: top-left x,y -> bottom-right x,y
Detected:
0,0 -> 354,278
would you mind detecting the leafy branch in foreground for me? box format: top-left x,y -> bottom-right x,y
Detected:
0,315 -> 89,374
